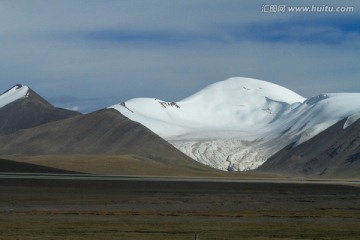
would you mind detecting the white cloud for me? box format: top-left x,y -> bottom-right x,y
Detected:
0,0 -> 359,112
65,106 -> 79,112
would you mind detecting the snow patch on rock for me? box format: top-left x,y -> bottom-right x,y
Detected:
0,84 -> 29,109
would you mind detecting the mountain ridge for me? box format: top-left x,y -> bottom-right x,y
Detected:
1,79 -> 360,177
0,108 -> 215,175
110,77 -> 360,172
0,84 -> 81,135
257,117 -> 360,178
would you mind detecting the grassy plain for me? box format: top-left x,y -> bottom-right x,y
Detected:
1,178 -> 359,240
1,154 -> 225,176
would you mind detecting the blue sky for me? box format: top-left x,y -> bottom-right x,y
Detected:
1,0 -> 359,112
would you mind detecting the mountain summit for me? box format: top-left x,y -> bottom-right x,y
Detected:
0,84 -> 29,109
111,77 -> 305,139
0,84 -> 80,135
110,77 -> 360,171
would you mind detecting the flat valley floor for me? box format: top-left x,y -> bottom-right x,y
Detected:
0,178 -> 360,240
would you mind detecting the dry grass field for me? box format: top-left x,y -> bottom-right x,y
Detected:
1,178 -> 359,240
1,154 -> 270,178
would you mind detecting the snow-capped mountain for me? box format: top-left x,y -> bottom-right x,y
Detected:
110,77 -> 360,171
0,84 -> 29,109
258,117 -> 360,178
0,84 -> 214,175
0,84 -> 81,135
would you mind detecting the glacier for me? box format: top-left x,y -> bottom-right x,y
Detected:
104,77 -> 360,171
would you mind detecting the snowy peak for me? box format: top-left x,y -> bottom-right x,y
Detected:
1,84 -> 25,94
0,83 -> 81,135
0,84 -> 29,108
182,77 -> 305,104
110,77 -> 360,172
111,77 -> 306,139
178,78 -> 305,126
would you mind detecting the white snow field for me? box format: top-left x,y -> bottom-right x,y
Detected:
111,77 -> 360,171
0,84 -> 29,109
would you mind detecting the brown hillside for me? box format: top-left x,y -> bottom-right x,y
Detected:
0,109 -> 214,175
0,87 -> 80,135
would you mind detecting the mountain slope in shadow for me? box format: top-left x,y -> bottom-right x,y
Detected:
0,84 -> 80,135
257,118 -> 360,178
0,109 -> 214,175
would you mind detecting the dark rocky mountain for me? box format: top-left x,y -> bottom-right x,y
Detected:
0,84 -> 81,135
0,109 -> 211,173
257,118 -> 360,178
